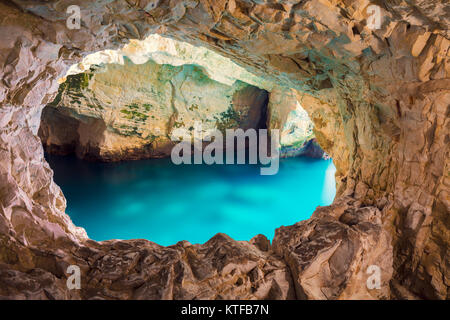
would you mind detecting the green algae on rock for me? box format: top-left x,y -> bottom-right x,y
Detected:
40,58 -> 269,161
41,36 -> 320,161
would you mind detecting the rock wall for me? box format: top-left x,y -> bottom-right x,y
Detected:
40,35 -> 319,161
0,0 -> 448,299
39,59 -> 269,161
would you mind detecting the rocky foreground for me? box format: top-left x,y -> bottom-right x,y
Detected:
0,0 -> 448,299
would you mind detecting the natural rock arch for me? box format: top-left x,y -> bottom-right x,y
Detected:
0,1 -> 448,299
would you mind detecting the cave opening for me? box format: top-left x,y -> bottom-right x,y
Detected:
39,35 -> 336,246
0,0 -> 447,300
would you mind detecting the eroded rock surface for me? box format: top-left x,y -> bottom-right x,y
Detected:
273,197 -> 393,299
1,232 -> 294,300
39,59 -> 269,161
39,35 -> 321,161
0,0 -> 448,299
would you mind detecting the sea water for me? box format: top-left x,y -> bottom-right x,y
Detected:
46,154 -> 336,246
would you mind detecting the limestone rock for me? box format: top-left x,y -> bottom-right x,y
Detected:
0,0 -> 448,300
40,38 -> 319,162
40,59 -> 269,161
0,233 -> 295,300
64,34 -> 275,91
273,197 -> 393,300
266,87 -> 327,158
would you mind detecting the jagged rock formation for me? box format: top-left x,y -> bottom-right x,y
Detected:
273,196 -> 393,299
276,92 -> 328,158
0,0 -> 448,300
63,33 -> 275,91
0,232 -> 295,299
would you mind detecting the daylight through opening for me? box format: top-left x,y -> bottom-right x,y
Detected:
39,35 -> 336,245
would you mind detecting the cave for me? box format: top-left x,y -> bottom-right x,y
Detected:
0,0 -> 448,301
36,35 -> 335,245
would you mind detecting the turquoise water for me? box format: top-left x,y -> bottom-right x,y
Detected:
46,154 -> 336,246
